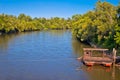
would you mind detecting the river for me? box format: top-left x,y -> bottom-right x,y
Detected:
0,30 -> 120,80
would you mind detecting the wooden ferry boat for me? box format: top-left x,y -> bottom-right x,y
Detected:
82,48 -> 116,67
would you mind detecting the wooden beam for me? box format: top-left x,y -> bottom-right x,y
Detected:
83,48 -> 108,51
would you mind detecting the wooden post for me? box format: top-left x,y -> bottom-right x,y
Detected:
90,51 -> 92,57
113,48 -> 117,63
102,51 -> 104,58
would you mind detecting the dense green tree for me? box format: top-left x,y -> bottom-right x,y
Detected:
72,1 -> 117,49
94,1 -> 117,48
0,13 -> 70,34
114,3 -> 120,47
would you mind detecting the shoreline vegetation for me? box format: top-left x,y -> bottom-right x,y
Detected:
0,14 -> 71,34
0,1 -> 120,51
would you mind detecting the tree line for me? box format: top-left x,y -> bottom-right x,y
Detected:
0,14 -> 71,34
0,1 -> 120,50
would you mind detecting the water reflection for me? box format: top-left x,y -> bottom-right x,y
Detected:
0,32 -> 37,53
72,38 -> 90,57
0,34 -> 21,52
76,62 -> 120,80
46,30 -> 67,36
76,65 -> 119,80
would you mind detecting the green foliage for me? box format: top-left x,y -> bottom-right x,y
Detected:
72,1 -> 117,49
0,14 -> 71,34
115,32 -> 120,45
114,3 -> 120,47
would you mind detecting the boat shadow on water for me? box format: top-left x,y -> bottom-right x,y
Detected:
76,64 -> 118,80
76,65 -> 112,72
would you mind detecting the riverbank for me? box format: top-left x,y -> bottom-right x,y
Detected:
0,28 -> 70,35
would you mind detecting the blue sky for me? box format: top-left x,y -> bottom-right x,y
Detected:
0,0 -> 119,18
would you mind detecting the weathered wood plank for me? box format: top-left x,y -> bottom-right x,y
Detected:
83,48 -> 108,51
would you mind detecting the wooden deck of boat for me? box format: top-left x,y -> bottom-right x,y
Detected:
83,57 -> 112,62
83,56 -> 113,66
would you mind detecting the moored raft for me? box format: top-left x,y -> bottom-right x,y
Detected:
81,48 -> 115,67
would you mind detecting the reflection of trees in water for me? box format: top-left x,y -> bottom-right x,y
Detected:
47,30 -> 68,36
0,34 -> 15,50
0,30 -> 69,52
72,38 -> 90,57
114,66 -> 120,80
86,66 -> 112,80
0,32 -> 37,51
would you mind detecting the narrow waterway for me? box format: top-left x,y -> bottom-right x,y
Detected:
0,30 -> 120,80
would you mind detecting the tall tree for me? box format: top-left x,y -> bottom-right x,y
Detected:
114,3 -> 120,46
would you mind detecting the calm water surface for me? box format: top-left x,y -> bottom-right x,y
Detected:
0,30 -> 120,80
